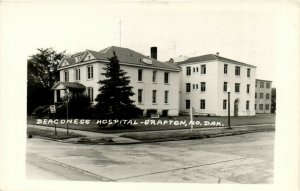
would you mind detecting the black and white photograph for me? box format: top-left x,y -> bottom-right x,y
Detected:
0,1 -> 299,191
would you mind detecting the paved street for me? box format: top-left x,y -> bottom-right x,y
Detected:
26,132 -> 274,183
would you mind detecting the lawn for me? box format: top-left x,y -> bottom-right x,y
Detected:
120,124 -> 275,141
27,114 -> 275,134
27,127 -> 84,140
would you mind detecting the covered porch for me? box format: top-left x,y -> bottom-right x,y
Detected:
52,82 -> 86,103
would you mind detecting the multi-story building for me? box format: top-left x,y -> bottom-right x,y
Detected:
177,54 -> 257,116
52,46 -> 181,116
255,79 -> 272,114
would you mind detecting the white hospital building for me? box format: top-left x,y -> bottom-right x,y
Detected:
52,46 -> 260,117
176,54 -> 257,116
52,46 -> 180,116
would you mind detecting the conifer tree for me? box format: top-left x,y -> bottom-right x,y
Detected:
95,51 -> 140,125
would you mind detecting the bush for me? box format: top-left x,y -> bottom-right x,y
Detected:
54,94 -> 93,119
32,105 -> 49,118
146,109 -> 157,117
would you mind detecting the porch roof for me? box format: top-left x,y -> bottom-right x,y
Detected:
52,82 -> 86,90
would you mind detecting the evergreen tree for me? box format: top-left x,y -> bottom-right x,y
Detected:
95,51 -> 141,125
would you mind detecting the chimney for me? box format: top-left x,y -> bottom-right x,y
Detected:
151,47 -> 157,59
216,52 -> 219,56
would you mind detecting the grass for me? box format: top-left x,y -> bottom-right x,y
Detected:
27,114 -> 276,134
27,127 -> 84,140
120,125 -> 275,141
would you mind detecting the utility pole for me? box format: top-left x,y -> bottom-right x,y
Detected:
118,18 -> 122,47
171,41 -> 178,58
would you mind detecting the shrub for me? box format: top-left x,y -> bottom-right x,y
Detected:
32,105 -> 49,118
54,94 -> 93,119
146,109 -> 157,117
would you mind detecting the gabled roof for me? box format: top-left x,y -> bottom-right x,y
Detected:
177,54 -> 256,68
52,82 -> 86,90
64,58 -> 76,64
58,46 -> 180,71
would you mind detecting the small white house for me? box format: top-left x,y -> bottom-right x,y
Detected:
177,54 -> 257,116
52,46 -> 181,116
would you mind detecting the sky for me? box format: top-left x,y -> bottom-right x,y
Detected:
2,1 -> 281,86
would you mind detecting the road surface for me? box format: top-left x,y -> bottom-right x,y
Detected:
26,131 -> 274,183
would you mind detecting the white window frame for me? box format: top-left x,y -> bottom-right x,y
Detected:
200,82 -> 206,92
201,65 -> 206,74
64,70 -> 69,82
152,90 -> 157,104
138,89 -> 143,103
200,99 -> 205,109
138,69 -> 143,82
87,65 -> 93,79
164,90 -> 169,104
75,68 -> 80,81
235,66 -> 240,76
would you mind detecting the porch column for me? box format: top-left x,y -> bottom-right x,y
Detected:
54,90 -> 57,103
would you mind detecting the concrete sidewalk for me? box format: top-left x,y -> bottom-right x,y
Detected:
28,124 -> 140,144
28,124 -> 275,145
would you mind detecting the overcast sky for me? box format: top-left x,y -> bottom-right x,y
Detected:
3,1 -> 280,86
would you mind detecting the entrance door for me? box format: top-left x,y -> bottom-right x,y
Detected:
234,99 -> 239,116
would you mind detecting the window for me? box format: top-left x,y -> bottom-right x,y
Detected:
87,66 -> 93,79
200,99 -> 205,109
186,83 -> 191,92
138,69 -> 143,81
64,70 -> 69,82
246,101 -> 249,110
266,93 -> 270,99
192,84 -> 198,90
260,82 -> 264,88
87,87 -> 93,102
152,90 -> 157,104
223,100 -> 227,110
255,104 -> 257,110
266,82 -> 271,88
260,93 -> 264,99
247,84 -> 250,93
138,89 -> 143,103
200,82 -> 206,92
186,66 -> 191,76
255,93 -> 257,98
201,65 -> 206,74
223,82 -> 228,92
265,104 -> 270,110
259,104 -> 263,110
235,66 -> 240,76
196,67 -> 199,72
224,64 -> 228,74
152,70 -> 157,82
247,68 -> 251,77
75,68 -> 80,81
255,81 -> 257,87
193,84 -> 198,90
186,100 -> 190,109
235,83 -> 240,93
164,90 -> 169,104
193,67 -> 196,73
164,72 -> 169,84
